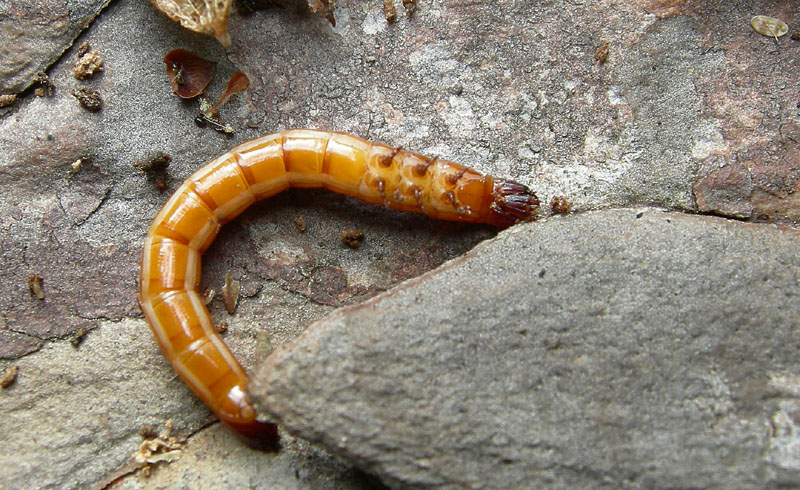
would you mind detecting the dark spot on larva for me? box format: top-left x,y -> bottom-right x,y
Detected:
446,169 -> 467,186
415,156 -> 436,176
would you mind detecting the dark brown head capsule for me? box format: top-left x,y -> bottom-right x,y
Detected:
487,178 -> 540,227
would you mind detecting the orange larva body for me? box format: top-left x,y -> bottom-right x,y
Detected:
138,129 -> 539,449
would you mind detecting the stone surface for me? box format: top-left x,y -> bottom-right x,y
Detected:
0,0 -> 110,95
0,0 -> 798,488
253,209 -> 800,489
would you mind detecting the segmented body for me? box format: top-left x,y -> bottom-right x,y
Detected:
138,129 -> 539,449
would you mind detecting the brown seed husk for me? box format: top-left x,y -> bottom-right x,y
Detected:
163,49 -> 216,99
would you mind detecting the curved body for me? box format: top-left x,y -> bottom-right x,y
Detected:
138,129 -> 539,448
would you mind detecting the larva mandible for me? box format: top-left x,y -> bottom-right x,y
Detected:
138,129 -> 540,449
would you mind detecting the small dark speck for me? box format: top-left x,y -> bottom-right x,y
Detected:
450,85 -> 463,96
295,469 -> 300,479
635,211 -> 644,218
47,134 -> 54,141
537,269 -> 546,278
665,218 -> 672,223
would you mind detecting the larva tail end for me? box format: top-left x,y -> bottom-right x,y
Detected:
487,178 -> 540,227
226,419 -> 281,452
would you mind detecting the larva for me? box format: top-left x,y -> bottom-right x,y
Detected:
138,129 -> 539,449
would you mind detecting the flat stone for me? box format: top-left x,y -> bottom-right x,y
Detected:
253,209 -> 800,489
0,0 -> 110,94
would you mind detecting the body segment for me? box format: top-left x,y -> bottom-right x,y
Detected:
138,129 -> 539,448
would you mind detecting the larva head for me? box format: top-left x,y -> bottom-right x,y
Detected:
487,178 -> 540,227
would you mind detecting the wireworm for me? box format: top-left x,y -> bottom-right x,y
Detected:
138,129 -> 540,449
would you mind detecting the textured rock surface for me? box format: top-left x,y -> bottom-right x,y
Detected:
0,0 -> 798,488
254,209 -> 800,489
0,0 -> 110,94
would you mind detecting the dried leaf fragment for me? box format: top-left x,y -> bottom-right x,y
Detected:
195,71 -> 249,134
149,0 -> 234,46
72,50 -> 104,79
0,365 -> 18,389
750,15 -> 788,40
163,49 -> 216,99
135,419 -> 183,469
206,71 -> 249,115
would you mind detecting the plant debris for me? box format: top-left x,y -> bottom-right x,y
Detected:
0,94 -> 16,107
594,42 -> 609,65
193,71 -> 250,134
294,216 -> 307,233
134,419 -> 184,475
202,287 -> 215,305
340,229 -> 365,249
308,0 -> 335,26
215,321 -> 228,334
163,49 -> 216,99
28,274 -> 44,300
149,0 -> 234,46
221,271 -> 240,314
72,49 -> 104,80
384,0 -> 397,22
32,72 -> 55,97
550,196 -> 570,214
401,0 -> 416,14
134,153 -> 171,191
0,365 -> 18,389
77,41 -> 90,57
71,327 -> 88,348
70,87 -> 103,112
750,15 -> 788,41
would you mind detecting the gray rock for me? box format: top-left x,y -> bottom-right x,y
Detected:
253,209 -> 800,489
0,0 -> 110,94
